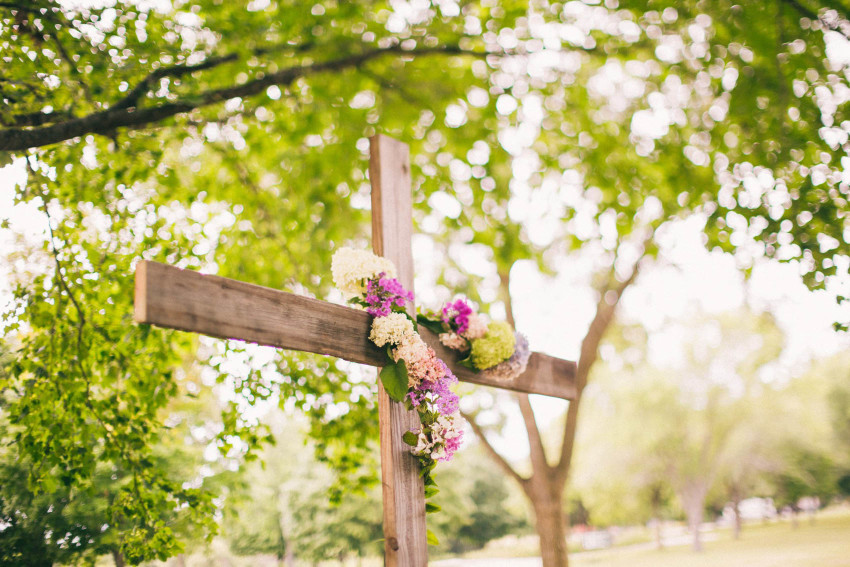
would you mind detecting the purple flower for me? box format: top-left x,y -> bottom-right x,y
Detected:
406,362 -> 459,417
442,299 -> 473,334
442,431 -> 464,461
365,272 -> 414,317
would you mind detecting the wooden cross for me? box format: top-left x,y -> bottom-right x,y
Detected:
134,135 -> 577,566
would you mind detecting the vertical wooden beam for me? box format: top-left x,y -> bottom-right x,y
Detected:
369,134 -> 428,566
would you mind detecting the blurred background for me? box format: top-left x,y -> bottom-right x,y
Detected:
1,0 -> 849,566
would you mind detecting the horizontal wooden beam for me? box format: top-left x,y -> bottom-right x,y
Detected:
134,260 -> 577,400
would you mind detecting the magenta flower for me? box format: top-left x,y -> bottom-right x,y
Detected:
365,272 -> 414,317
441,299 -> 473,334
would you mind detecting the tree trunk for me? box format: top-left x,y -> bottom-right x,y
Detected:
654,517 -> 664,550
111,549 -> 126,567
685,502 -> 704,552
732,499 -> 742,540
527,478 -> 569,567
650,486 -> 664,550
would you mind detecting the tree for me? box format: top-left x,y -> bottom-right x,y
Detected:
436,1 -> 849,564
429,444 -> 529,554
223,412 -> 383,566
767,352 -> 850,523
572,311 -> 786,552
3,1 -> 849,565
0,343 -> 234,566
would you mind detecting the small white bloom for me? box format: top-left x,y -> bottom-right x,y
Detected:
369,312 -> 415,347
413,431 -> 433,455
331,247 -> 397,297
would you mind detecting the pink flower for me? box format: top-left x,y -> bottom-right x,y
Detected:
462,313 -> 488,340
439,332 -> 469,352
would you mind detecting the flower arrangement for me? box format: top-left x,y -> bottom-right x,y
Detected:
418,300 -> 531,383
332,248 -> 464,543
331,247 -> 531,544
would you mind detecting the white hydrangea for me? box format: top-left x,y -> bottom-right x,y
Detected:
435,412 -> 463,441
331,247 -> 397,296
411,412 -> 464,460
413,430 -> 433,456
369,312 -> 415,347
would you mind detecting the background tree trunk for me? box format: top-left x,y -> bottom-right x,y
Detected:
682,488 -> 706,552
733,497 -> 743,540
527,478 -> 570,567
461,259 -> 643,567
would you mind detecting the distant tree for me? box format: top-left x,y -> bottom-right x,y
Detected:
429,445 -> 529,554
760,353 -> 850,523
771,444 -> 838,526
575,311 -> 786,551
223,413 -> 383,566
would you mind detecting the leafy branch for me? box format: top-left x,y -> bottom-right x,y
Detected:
0,44 -> 488,152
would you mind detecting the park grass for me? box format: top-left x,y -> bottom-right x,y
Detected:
442,506 -> 850,567
572,510 -> 850,567
151,508 -> 850,566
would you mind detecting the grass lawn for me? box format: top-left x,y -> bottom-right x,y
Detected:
573,509 -> 850,567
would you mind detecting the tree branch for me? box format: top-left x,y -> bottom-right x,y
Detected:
780,0 -> 850,39
111,53 -> 240,111
0,44 -> 486,152
460,408 -> 528,488
8,110 -> 73,127
113,41 -> 322,111
517,392 -> 551,470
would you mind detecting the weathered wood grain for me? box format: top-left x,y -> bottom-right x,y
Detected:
134,260 -> 386,365
134,261 -> 577,399
369,134 -> 428,567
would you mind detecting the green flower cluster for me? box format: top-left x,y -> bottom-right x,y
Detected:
469,320 -> 516,370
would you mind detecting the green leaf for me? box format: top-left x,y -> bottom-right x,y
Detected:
426,501 -> 441,514
402,431 -> 418,446
427,529 -> 440,546
424,485 -> 439,498
416,315 -> 446,335
457,355 -> 477,371
379,360 -> 408,402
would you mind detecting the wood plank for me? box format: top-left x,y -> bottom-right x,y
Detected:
421,328 -> 578,400
133,260 -> 577,399
134,259 -> 386,365
369,134 -> 428,567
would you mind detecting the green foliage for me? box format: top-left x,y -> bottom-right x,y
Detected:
429,445 -> 529,554
771,444 -> 839,509
379,358 -> 409,402
222,414 -> 383,564
575,311 -> 786,526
